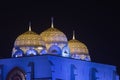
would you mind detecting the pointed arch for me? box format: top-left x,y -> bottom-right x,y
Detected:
48,45 -> 62,55
12,47 -> 24,57
26,48 -> 38,56
6,67 -> 26,80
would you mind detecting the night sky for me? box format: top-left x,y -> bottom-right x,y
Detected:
0,1 -> 120,74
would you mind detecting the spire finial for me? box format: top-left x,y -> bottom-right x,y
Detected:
51,17 -> 54,28
29,21 -> 31,31
73,30 -> 75,40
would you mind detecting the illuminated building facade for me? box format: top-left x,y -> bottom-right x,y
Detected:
0,19 -> 119,80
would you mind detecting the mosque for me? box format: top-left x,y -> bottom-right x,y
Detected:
0,18 -> 119,80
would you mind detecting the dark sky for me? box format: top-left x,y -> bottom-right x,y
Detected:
0,1 -> 120,74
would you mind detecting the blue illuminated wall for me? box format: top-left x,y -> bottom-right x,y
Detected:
48,55 -> 119,80
0,55 -> 119,80
0,56 -> 51,80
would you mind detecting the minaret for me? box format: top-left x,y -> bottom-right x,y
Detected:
51,17 -> 54,28
29,21 -> 32,31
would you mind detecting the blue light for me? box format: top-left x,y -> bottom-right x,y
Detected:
12,47 -> 24,58
48,45 -> 62,55
26,48 -> 38,56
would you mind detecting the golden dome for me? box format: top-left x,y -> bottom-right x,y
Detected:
68,39 -> 88,54
14,27 -> 45,47
68,31 -> 89,54
40,18 -> 67,43
40,27 -> 68,43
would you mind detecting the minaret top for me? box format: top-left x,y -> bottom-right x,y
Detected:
72,30 -> 75,40
29,21 -> 31,31
51,17 -> 54,28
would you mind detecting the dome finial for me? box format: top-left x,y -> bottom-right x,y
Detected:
51,17 -> 54,28
29,21 -> 31,31
73,30 -> 75,40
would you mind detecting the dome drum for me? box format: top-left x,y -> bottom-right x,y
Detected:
12,46 -> 46,57
71,54 -> 91,61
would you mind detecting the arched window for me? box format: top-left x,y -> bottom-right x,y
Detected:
26,48 -> 38,56
12,47 -> 24,58
6,67 -> 26,80
48,45 -> 62,55
84,56 -> 91,61
71,54 -> 81,59
40,49 -> 47,55
62,45 -> 70,57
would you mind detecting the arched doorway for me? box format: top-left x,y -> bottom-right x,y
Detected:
6,67 -> 26,80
